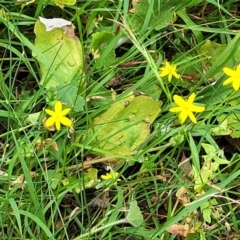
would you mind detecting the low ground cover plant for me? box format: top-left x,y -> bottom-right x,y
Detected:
1,0 -> 240,239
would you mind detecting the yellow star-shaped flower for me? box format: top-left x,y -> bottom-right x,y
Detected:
169,93 -> 205,124
45,101 -> 72,131
159,60 -> 180,82
223,64 -> 240,91
101,171 -> 119,180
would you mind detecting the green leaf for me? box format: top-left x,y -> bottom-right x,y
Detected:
33,19 -> 83,89
46,170 -> 62,190
56,85 -> 85,111
87,92 -> 161,157
217,113 -> 240,138
199,40 -> 240,78
51,0 -> 76,8
26,112 -> 41,125
127,0 -> 192,32
211,119 -> 232,136
62,168 -> 99,193
126,200 -> 144,227
90,31 -> 116,69
202,207 -> 212,223
169,132 -> 184,146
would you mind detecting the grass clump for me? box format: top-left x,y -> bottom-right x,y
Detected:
1,0 -> 240,239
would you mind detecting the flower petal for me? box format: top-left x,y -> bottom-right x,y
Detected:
223,77 -> 234,85
169,106 -> 182,112
60,117 -> 72,127
45,109 -> 55,116
165,61 -> 171,68
159,69 -> 169,77
101,173 -> 111,180
223,67 -> 235,76
173,95 -> 186,106
55,120 -> 61,131
232,79 -> 240,91
173,71 -> 180,79
168,72 -> 173,82
191,104 -> 205,112
55,101 -> 62,113
45,117 -> 55,127
187,93 -> 196,104
61,108 -> 71,116
188,111 -> 197,123
236,64 -> 240,73
179,109 -> 188,124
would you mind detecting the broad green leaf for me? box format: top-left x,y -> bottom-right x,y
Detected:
90,31 -> 116,69
87,92 -> 161,157
199,40 -> 240,78
62,168 -> 99,193
26,112 -> 41,125
127,0 -> 192,32
126,200 -> 144,227
201,201 -> 212,223
56,85 -> 85,111
169,132 -> 184,146
217,113 -> 240,138
51,0 -> 76,8
46,170 -> 62,190
194,144 -> 229,192
211,119 -> 232,136
33,19 -> 83,89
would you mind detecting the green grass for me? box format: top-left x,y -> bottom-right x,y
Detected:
1,0 -> 240,239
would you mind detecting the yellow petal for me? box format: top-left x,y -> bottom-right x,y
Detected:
60,117 -> 72,127
179,110 -> 188,124
101,173 -> 111,180
169,106 -> 182,112
61,108 -> 71,116
160,69 -> 169,77
223,67 -> 235,76
236,64 -> 240,73
232,79 -> 240,91
45,117 -> 55,127
187,93 -> 196,104
55,120 -> 61,131
168,72 -> 173,82
45,109 -> 55,116
173,71 -> 180,79
188,111 -> 197,123
55,101 -> 62,113
165,61 -> 171,68
173,95 -> 186,106
191,104 -> 205,112
223,77 -> 233,85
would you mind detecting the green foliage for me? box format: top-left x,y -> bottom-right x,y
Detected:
33,19 -> 83,89
86,92 -> 161,156
126,200 -> 144,227
2,0 -> 240,239
90,31 -> 116,69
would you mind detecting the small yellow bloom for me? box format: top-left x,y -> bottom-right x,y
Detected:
223,64 -> 240,91
159,60 -> 180,82
101,171 -> 119,180
169,93 -> 205,124
45,101 -> 72,131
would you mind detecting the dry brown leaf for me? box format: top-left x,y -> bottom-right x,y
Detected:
176,186 -> 189,205
9,174 -> 25,189
178,151 -> 192,182
166,223 -> 195,237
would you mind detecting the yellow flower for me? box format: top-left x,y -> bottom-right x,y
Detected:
101,171 -> 119,180
45,101 -> 72,131
223,64 -> 240,91
169,93 -> 205,124
159,60 -> 180,82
